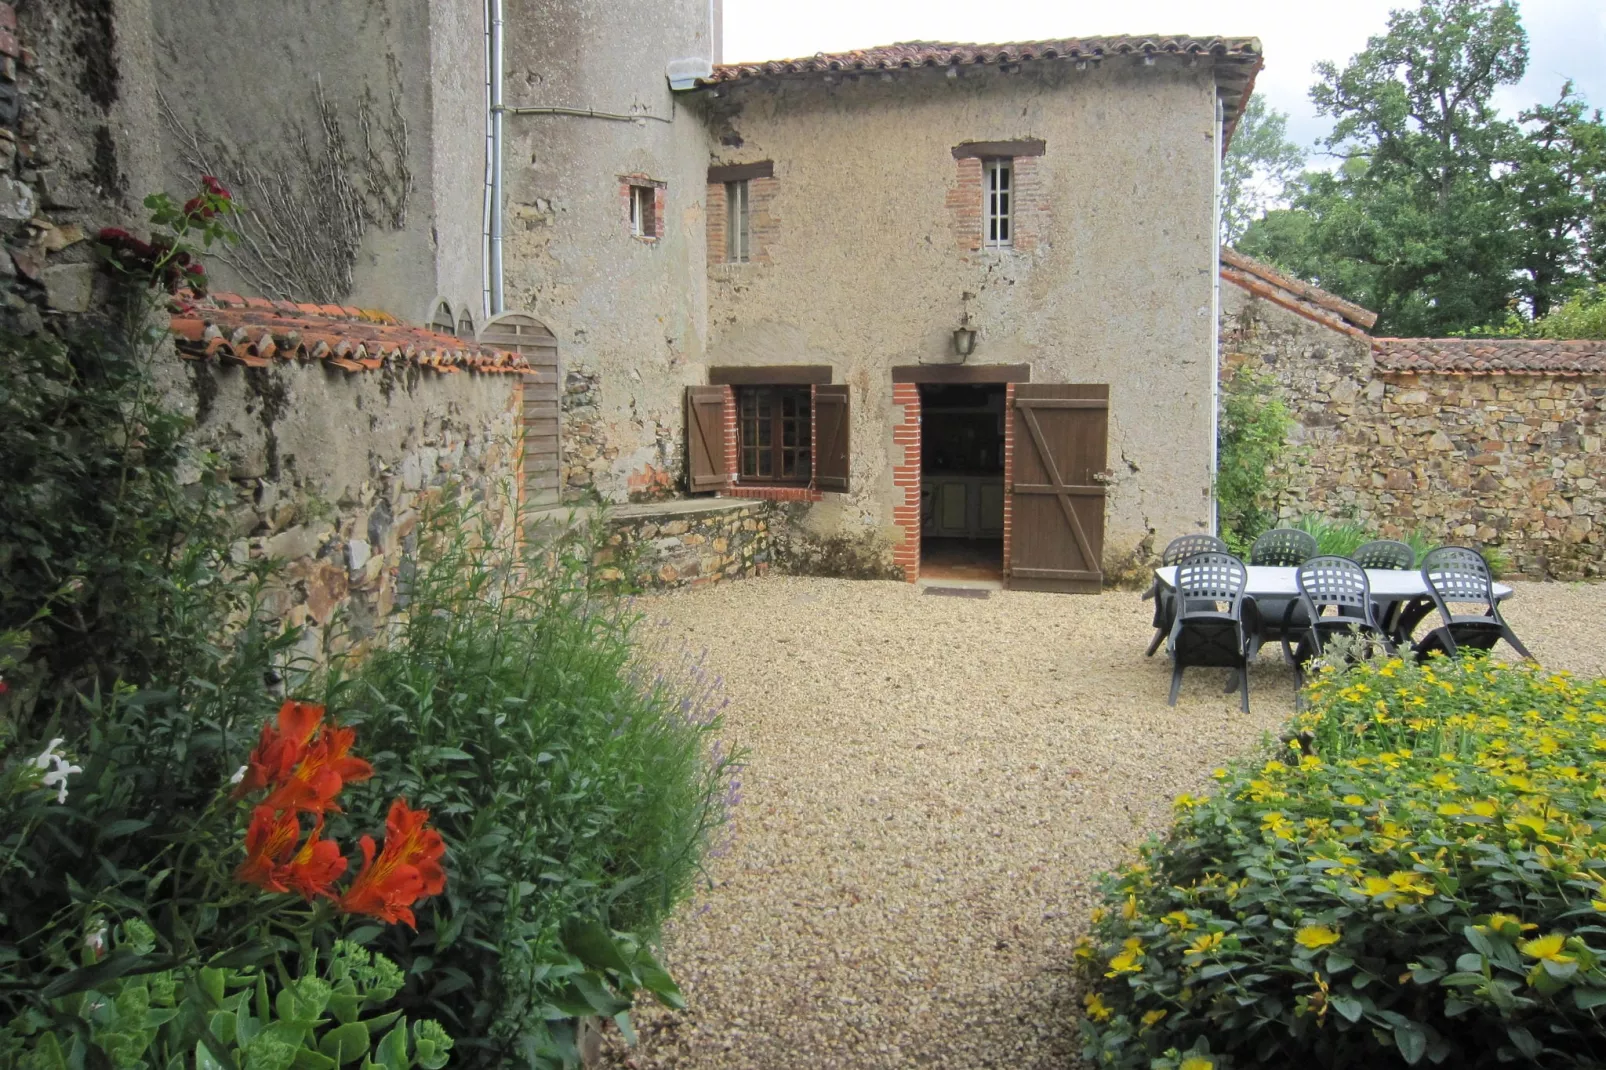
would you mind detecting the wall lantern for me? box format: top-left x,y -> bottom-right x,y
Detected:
952,326 -> 977,359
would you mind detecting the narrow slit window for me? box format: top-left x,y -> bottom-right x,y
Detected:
629,185 -> 657,238
726,179 -> 750,263
984,158 -> 1012,247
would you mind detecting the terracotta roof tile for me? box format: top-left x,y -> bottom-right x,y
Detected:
701,36 -> 1264,145
1372,337 -> 1606,375
1220,248 -> 1377,333
169,292 -> 527,375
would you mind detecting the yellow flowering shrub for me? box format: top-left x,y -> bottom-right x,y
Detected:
1079,656 -> 1606,1069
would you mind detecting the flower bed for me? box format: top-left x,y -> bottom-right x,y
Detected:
1079,656 -> 1606,1069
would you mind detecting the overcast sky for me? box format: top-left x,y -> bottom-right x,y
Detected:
723,0 -> 1606,158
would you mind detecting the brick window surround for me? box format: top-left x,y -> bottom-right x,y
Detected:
619,174 -> 666,242
713,384 -> 824,502
947,148 -> 1045,256
707,161 -> 778,267
891,383 -> 921,582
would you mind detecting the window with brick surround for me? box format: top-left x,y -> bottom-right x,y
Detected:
629,184 -> 657,238
984,158 -> 1012,246
725,179 -> 750,263
737,385 -> 810,482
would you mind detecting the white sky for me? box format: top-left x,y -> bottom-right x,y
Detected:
723,0 -> 1606,158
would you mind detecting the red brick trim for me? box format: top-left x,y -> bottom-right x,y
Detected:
1003,382 -> 1015,580
891,383 -> 922,583
725,485 -> 823,502
721,385 -> 738,483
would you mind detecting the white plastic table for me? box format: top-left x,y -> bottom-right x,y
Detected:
1152,565 -> 1513,606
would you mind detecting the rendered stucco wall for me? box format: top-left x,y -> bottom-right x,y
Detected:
697,61 -> 1222,572
499,0 -> 716,503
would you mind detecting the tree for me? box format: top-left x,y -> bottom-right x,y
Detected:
1509,83 -> 1606,317
1221,94 -> 1307,244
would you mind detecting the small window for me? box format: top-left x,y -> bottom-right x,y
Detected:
984,158 -> 1012,246
725,179 -> 750,263
736,385 -> 810,482
629,185 -> 658,238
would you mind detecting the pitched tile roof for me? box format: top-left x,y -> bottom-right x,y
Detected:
1220,248 -> 1378,337
168,293 -> 529,374
1372,337 -> 1606,375
700,36 -> 1264,146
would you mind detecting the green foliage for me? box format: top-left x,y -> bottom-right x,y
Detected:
1079,655 -> 1606,1068
318,499 -> 736,1067
1239,1 -> 1606,337
1534,286 -> 1606,339
1221,94 -> 1308,245
1291,515 -> 1505,577
2,927 -> 452,1070
1216,367 -> 1293,556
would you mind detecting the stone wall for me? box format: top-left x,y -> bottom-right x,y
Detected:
1222,281 -> 1606,580
595,498 -> 774,590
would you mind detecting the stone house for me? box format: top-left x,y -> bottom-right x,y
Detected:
1221,249 -> 1606,580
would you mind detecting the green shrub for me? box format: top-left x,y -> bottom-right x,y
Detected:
318,499 -> 738,1067
1080,655 -> 1606,1069
1291,515 -> 1372,558
1217,367 -> 1293,556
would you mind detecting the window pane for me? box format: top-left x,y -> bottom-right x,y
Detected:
726,180 -> 749,263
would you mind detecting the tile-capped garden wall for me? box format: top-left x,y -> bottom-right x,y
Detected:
595,498 -> 774,590
1223,281 -> 1606,580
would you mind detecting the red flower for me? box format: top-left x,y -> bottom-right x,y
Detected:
284,817 -> 348,901
262,723 -> 373,815
201,175 -> 231,199
235,700 -> 325,798
236,805 -> 301,894
338,799 -> 447,929
97,227 -> 133,243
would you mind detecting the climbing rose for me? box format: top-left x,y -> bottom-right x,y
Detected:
339,799 -> 447,928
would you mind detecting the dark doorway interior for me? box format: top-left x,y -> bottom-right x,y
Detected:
919,382 -> 1006,581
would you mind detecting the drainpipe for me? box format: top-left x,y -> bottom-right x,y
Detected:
1210,96 -> 1224,536
486,0 -> 506,317
480,0 -> 494,318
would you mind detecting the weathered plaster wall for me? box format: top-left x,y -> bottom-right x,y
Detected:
500,0 -> 716,503
1223,284 -> 1606,580
154,354 -> 523,661
697,61 -> 1222,572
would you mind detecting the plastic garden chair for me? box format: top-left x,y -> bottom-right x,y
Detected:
1410,547 -> 1533,662
1167,553 -> 1256,713
1351,540 -> 1416,571
1249,527 -> 1318,567
1281,556 -> 1394,698
1144,533 -> 1230,657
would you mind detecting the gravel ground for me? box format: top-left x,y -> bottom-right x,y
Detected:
603,577 -> 1606,1070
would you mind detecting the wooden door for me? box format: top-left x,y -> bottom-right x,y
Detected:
1006,384 -> 1108,593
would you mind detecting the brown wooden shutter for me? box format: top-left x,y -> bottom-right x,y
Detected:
685,385 -> 730,493
482,313 -> 562,506
813,384 -> 850,492
1005,384 -> 1108,594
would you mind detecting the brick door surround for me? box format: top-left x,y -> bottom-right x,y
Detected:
891,383 -> 921,582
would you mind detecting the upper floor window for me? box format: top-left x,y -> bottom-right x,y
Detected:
984,158 -> 1012,247
726,179 -> 750,263
629,184 -> 658,239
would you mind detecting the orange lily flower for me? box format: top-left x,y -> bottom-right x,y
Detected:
262,724 -> 373,815
339,798 -> 447,929
236,805 -> 301,894
234,700 -> 325,798
284,817 -> 348,901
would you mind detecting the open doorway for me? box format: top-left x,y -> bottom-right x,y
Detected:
919,382 -> 1006,581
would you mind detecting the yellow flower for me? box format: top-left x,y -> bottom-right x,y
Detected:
1179,1059 -> 1215,1070
1295,924 -> 1342,950
1121,895 -> 1139,921
1140,1008 -> 1168,1028
1360,875 -> 1394,898
1519,933 -> 1572,963
1174,792 -> 1206,812
1090,906 -> 1107,924
1186,931 -> 1224,956
1106,937 -> 1145,977
1162,911 -> 1197,932
1342,795 -> 1367,806
1083,992 -> 1112,1021
1484,913 -> 1536,938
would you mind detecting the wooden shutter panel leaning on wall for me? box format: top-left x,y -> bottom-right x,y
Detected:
813,384 -> 850,492
685,385 -> 731,492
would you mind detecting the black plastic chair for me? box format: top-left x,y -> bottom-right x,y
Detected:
1168,553 -> 1255,713
1250,528 -> 1319,567
1351,540 -> 1416,571
1410,547 -> 1533,661
1282,556 -> 1394,697
1144,534 -> 1230,657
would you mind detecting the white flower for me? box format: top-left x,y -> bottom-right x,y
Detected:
33,738 -> 65,770
85,922 -> 108,959
229,764 -> 248,786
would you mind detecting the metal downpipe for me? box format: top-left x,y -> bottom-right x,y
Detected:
488,0 -> 506,316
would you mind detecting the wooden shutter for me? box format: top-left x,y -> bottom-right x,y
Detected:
686,385 -> 730,493
481,313 -> 561,506
813,384 -> 850,492
1005,384 -> 1108,594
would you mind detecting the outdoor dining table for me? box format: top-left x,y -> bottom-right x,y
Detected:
1152,564 -> 1514,644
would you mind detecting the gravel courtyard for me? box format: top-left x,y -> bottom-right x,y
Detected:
605,577 -> 1606,1070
